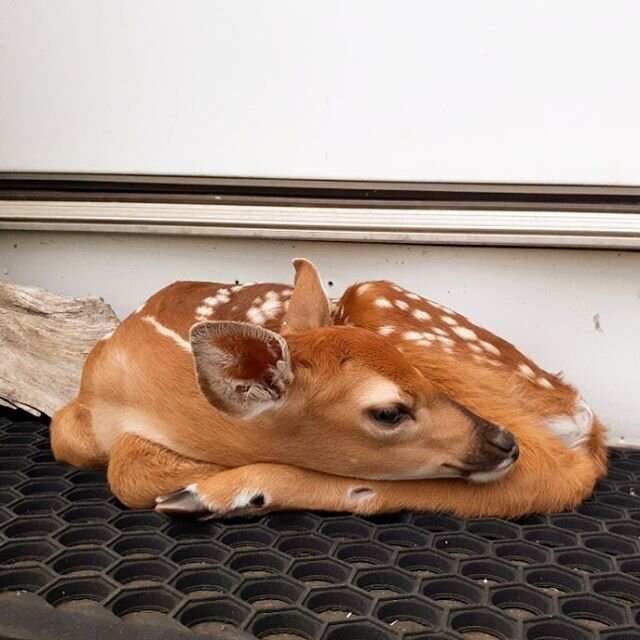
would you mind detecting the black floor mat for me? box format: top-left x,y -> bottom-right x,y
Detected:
0,408 -> 639,640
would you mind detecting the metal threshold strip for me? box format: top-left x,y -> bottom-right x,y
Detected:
1,174 -> 640,249
2,200 -> 639,249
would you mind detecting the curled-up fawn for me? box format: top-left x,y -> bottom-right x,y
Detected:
51,259 -> 607,518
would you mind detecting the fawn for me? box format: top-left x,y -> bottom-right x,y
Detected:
51,259 -> 607,518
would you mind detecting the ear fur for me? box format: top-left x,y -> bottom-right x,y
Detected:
190,321 -> 292,419
281,258 -> 332,335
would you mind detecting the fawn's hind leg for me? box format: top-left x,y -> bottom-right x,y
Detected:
50,400 -> 107,468
107,434 -> 224,510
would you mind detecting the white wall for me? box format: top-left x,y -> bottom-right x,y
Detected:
1,230 -> 638,445
1,0 -> 640,184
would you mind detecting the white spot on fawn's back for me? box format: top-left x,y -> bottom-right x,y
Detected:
480,340 -> 500,356
378,325 -> 396,337
518,363 -> 535,379
404,331 -> 435,342
246,306 -> 266,325
374,297 -> 393,309
437,336 -> 455,348
412,309 -> 431,321
357,283 -> 374,295
394,299 -> 410,311
260,293 -> 283,319
245,292 -> 284,325
196,305 -> 214,318
452,326 -> 478,341
196,288 -> 234,321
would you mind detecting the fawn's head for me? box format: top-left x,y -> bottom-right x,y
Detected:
190,259 -> 519,483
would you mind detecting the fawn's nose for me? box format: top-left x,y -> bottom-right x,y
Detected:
483,423 -> 519,459
454,402 -> 519,469
485,423 -> 517,453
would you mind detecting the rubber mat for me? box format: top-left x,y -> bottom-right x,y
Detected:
1,408 -> 640,640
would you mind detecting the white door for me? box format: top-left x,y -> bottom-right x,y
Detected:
1,1 -> 639,184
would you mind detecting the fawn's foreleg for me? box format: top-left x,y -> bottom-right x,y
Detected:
154,430 -> 602,519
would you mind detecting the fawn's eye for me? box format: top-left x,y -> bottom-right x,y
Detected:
369,405 -> 412,427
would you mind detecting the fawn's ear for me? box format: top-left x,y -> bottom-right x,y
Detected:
281,258 -> 332,335
190,322 -> 292,419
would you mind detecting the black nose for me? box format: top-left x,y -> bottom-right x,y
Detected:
485,424 -> 518,457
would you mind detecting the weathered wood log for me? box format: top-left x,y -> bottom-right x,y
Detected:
0,281 -> 119,417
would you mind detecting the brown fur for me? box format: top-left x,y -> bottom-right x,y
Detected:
49,401 -> 107,469
51,262 -> 608,517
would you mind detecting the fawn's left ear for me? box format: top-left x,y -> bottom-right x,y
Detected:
281,258 -> 332,335
190,321 -> 292,419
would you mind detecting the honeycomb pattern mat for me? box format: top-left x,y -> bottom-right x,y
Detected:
1,409 -> 640,640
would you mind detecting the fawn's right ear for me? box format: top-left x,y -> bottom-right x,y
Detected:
281,258 -> 332,335
190,322 -> 293,419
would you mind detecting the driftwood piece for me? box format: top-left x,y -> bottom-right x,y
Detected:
0,281 -> 120,417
